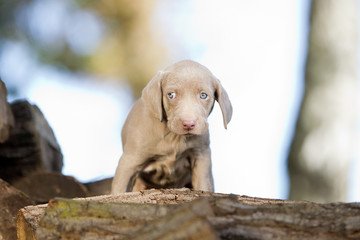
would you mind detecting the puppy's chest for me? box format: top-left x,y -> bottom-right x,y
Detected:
150,133 -> 206,159
155,133 -> 189,157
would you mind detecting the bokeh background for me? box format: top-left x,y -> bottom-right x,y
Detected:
1,0 -> 359,202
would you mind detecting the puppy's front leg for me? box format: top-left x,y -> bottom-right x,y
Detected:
111,153 -> 142,194
191,148 -> 214,192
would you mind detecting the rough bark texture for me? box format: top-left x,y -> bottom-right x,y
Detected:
0,79 -> 14,143
287,0 -> 358,202
0,178 -> 34,240
0,100 -> 63,183
17,188 -> 360,240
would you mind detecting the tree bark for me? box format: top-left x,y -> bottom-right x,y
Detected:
17,188 -> 360,240
287,0 -> 358,202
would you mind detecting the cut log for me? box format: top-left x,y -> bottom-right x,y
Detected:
16,204 -> 47,240
16,188 -> 360,240
0,79 -> 14,143
34,197 -> 218,239
12,172 -> 89,204
0,178 -> 34,240
127,198 -> 217,240
84,177 -> 113,196
0,100 -> 63,183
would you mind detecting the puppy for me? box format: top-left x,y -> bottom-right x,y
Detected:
111,60 -> 232,193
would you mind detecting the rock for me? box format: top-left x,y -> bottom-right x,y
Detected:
12,172 -> 89,204
0,79 -> 14,143
0,178 -> 34,240
84,177 -> 113,196
0,100 -> 63,183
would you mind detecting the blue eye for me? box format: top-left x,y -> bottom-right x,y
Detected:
168,92 -> 176,99
200,92 -> 208,99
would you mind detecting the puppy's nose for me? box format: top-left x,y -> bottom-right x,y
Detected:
182,120 -> 196,131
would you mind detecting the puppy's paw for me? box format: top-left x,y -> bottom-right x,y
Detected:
141,163 -> 171,186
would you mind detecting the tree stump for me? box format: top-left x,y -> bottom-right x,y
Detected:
16,188 -> 360,240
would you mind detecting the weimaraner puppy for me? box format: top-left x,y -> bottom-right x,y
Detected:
111,60 -> 232,194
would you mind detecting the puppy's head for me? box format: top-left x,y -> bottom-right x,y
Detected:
141,60 -> 232,135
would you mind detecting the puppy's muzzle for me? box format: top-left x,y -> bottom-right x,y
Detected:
182,119 -> 196,131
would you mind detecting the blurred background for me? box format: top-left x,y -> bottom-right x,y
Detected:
0,0 -> 359,202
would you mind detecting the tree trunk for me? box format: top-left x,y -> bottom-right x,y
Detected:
287,0 -> 358,202
17,188 -> 360,240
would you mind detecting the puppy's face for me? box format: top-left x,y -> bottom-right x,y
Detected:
162,70 -> 216,136
141,60 -> 232,135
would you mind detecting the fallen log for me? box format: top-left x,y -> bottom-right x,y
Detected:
16,188 -> 360,239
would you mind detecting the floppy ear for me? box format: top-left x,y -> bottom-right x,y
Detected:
141,71 -> 166,121
215,79 -> 233,129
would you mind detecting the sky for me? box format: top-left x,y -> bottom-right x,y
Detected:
2,0 -> 360,201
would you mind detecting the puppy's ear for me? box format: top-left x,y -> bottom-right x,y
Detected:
215,79 -> 233,129
141,71 -> 166,121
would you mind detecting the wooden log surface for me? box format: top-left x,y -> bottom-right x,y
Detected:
16,188 -> 360,240
0,100 -> 63,183
12,172 -> 89,204
0,179 -> 34,240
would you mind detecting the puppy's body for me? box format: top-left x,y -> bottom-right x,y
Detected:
111,60 -> 232,194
